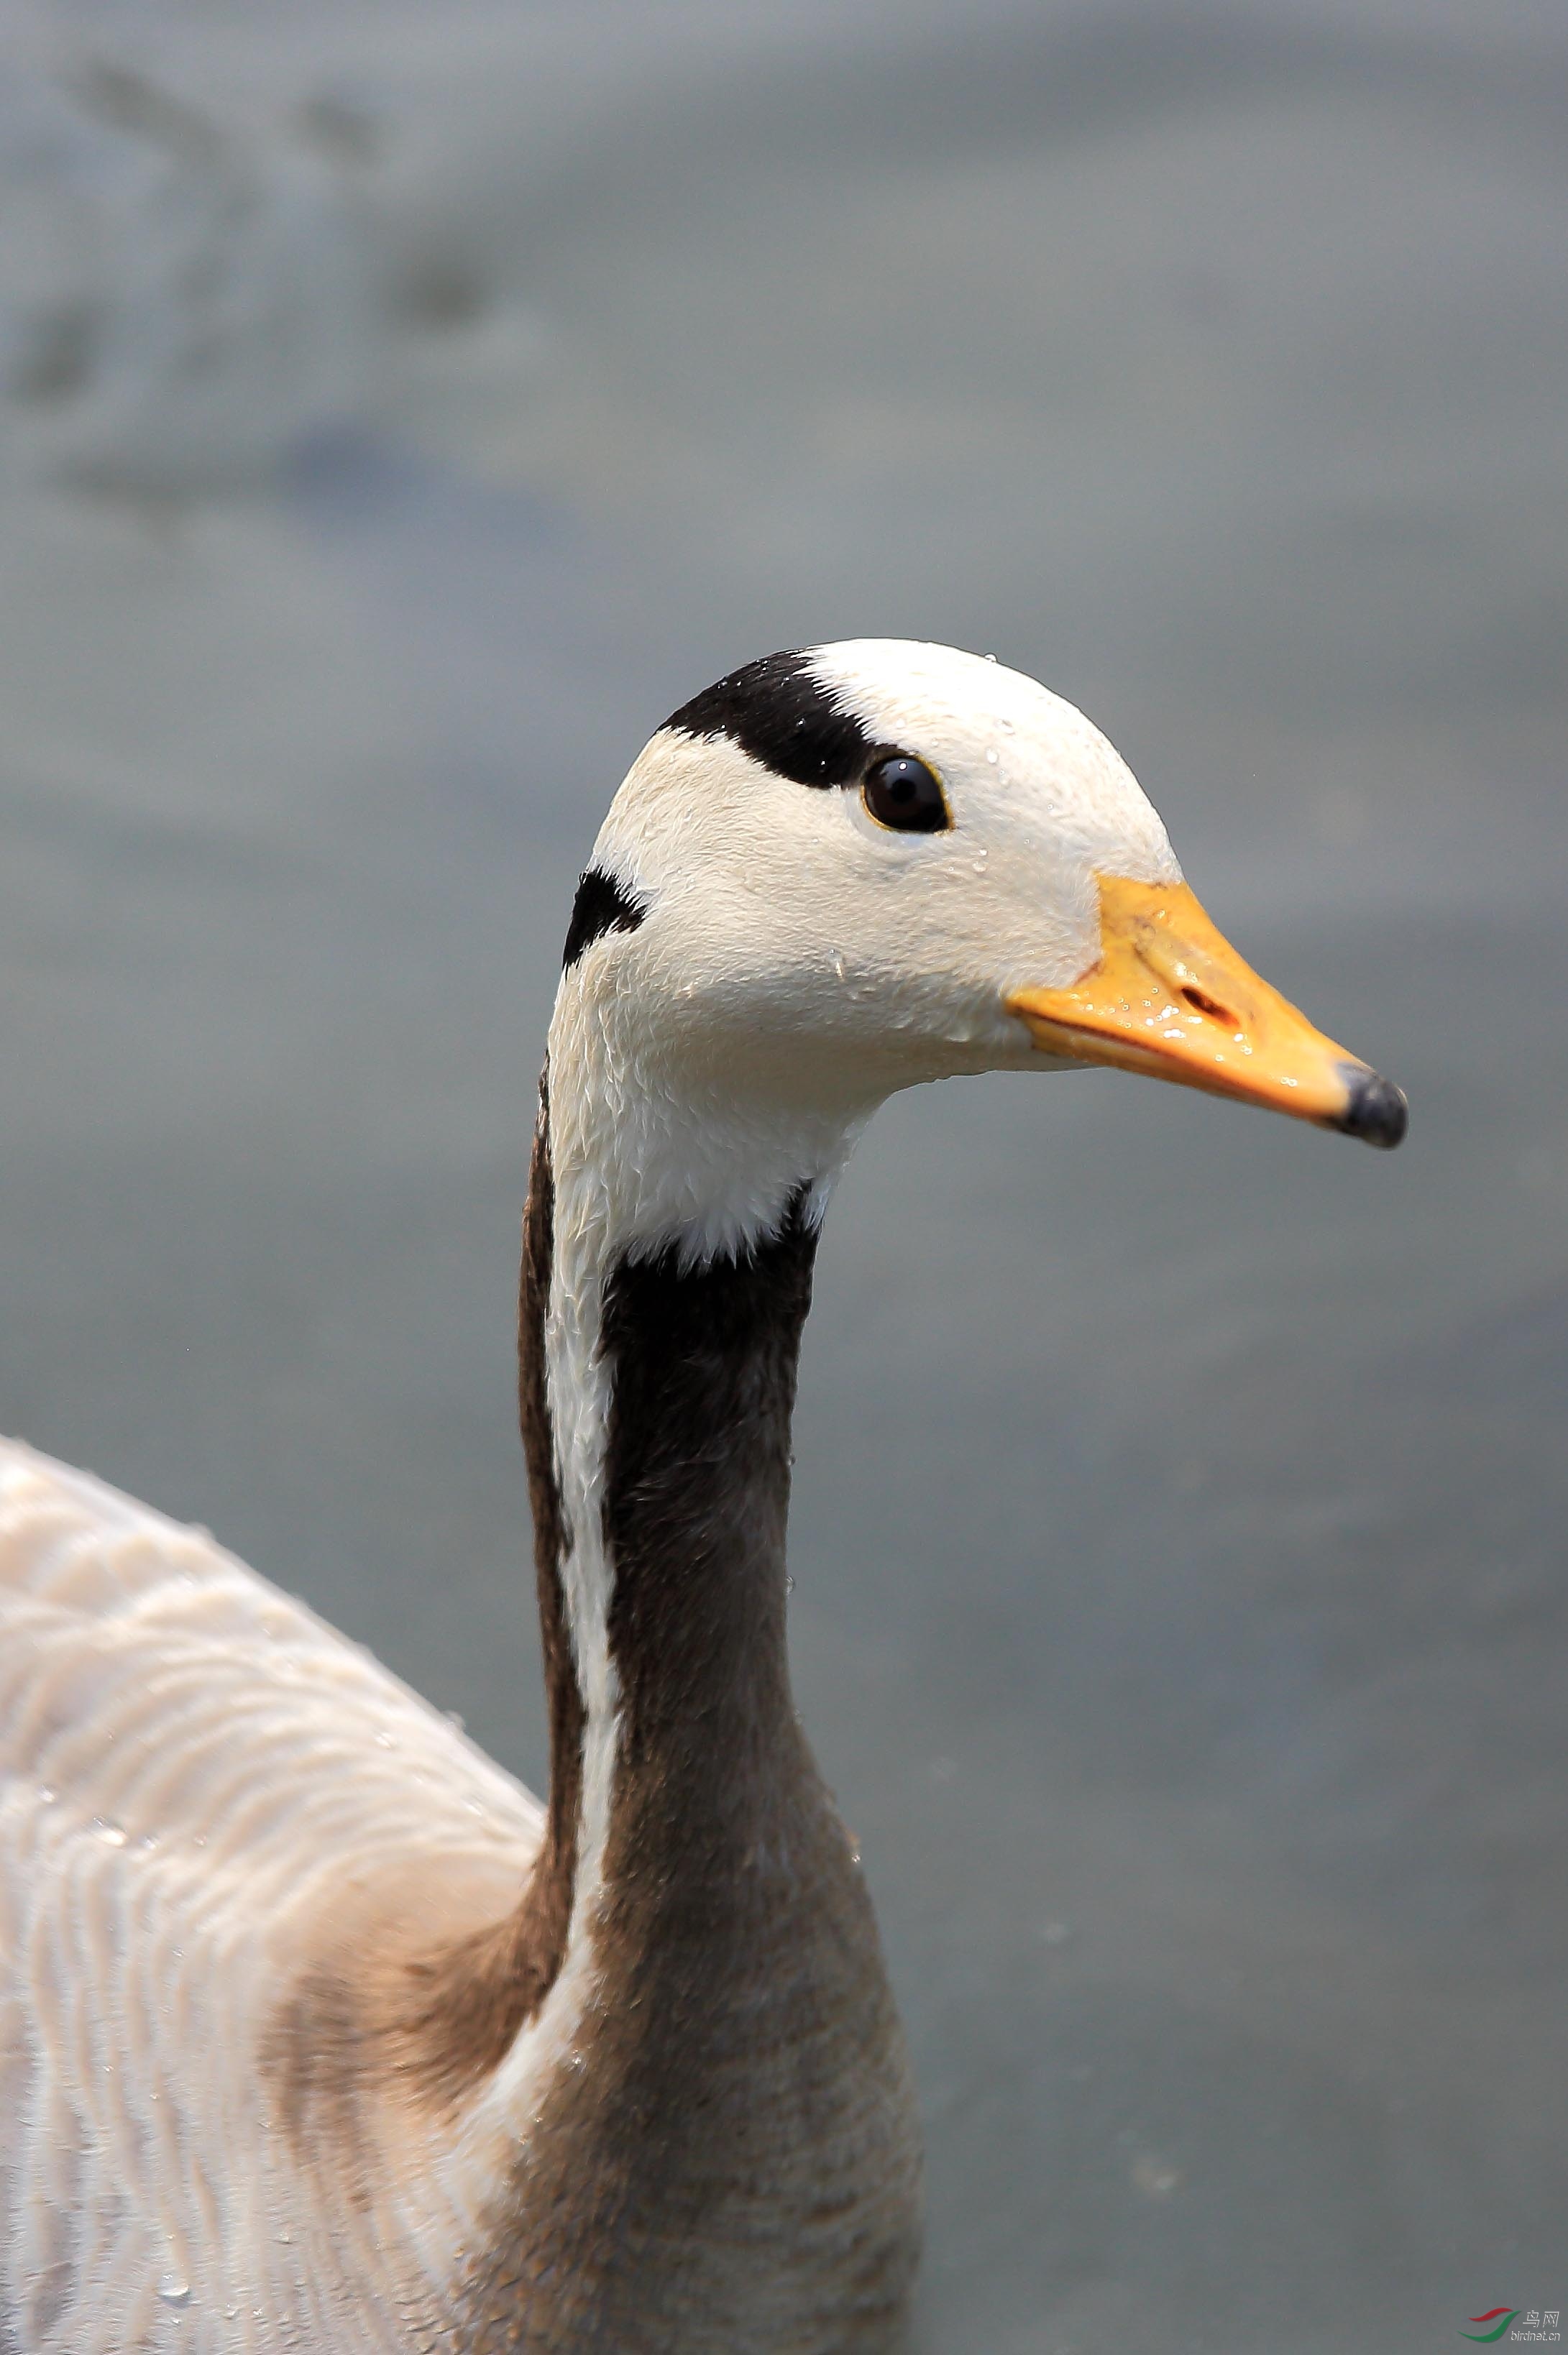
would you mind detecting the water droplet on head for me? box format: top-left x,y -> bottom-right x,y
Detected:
985,748 -> 999,764
91,1819 -> 127,1847
35,1786 -> 55,1807
375,1731 -> 395,1750
464,1799 -> 486,1817
156,2277 -> 192,2308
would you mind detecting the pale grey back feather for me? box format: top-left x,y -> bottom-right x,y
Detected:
0,1436 -> 544,2351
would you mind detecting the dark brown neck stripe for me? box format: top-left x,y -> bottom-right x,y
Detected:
513,1065 -> 584,1993
599,1192 -> 817,1784
460,1185 -> 925,2352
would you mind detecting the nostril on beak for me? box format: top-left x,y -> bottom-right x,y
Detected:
1179,983 -> 1236,1025
1337,1062 -> 1409,1149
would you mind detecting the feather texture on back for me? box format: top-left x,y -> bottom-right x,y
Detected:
0,1436 -> 544,2351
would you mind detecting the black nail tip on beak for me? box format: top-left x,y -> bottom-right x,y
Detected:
1337,1061 -> 1408,1149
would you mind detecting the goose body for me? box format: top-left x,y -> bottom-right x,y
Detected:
0,642 -> 1404,2351
0,1440 -> 549,2346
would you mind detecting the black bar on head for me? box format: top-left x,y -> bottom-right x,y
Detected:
563,868 -> 647,971
665,651 -> 873,788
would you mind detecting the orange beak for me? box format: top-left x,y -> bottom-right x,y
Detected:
1007,876 -> 1407,1147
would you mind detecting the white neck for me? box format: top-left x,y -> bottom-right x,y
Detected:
467,976 -> 869,2132
546,974 -> 866,1866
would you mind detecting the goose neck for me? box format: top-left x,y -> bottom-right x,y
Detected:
520,1050 -> 849,1950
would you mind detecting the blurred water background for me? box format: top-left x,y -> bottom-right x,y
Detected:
0,2 -> 1564,2348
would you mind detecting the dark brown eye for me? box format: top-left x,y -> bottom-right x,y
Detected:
861,753 -> 950,835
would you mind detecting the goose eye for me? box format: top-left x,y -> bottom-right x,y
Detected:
861,753 -> 950,835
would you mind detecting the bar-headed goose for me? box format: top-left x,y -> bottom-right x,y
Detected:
0,641 -> 1404,2351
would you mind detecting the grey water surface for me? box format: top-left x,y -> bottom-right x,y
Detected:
1,4 -> 1564,2349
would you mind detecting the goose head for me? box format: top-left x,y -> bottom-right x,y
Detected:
550,638 -> 1405,1259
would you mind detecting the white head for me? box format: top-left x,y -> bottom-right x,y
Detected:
548,640 -> 1403,1264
